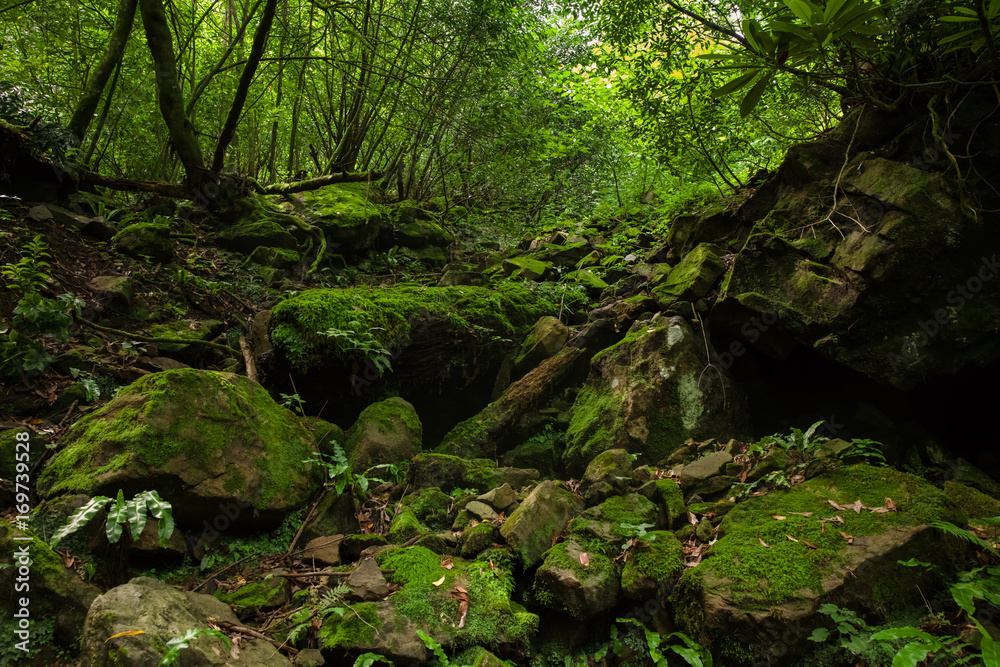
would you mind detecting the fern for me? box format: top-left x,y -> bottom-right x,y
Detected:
50,489 -> 174,548
931,520 -> 1000,557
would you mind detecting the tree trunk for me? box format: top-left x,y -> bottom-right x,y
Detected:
138,0 -> 206,190
68,0 -> 138,142
211,0 -> 279,172
83,59 -> 123,166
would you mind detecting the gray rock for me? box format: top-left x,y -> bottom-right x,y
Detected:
346,557 -> 389,601
672,451 -> 733,490
345,397 -> 422,474
534,540 -> 622,618
464,500 -> 498,522
82,577 -> 292,665
303,535 -> 343,566
500,480 -> 585,567
477,483 -> 519,513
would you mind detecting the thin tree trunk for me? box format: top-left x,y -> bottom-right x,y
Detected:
84,59 -> 123,165
212,0 -> 279,172
138,0 -> 206,188
68,0 -> 138,142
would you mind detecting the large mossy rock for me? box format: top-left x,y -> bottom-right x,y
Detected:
563,314 -> 747,475
406,453 -> 537,494
296,182 -> 385,253
37,369 -> 322,529
672,464 -> 968,665
81,577 -> 291,666
0,521 -> 101,661
344,396 -> 422,473
651,242 -> 726,309
718,133 -> 1000,389
500,480 -> 585,567
319,546 -> 538,662
112,222 -> 172,263
534,539 -> 621,618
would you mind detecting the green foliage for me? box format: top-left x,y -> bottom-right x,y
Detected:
158,627 -> 231,666
1,234 -> 52,294
353,654 -> 395,667
318,321 -> 393,373
287,584 -> 351,646
617,618 -> 714,667
50,489 -> 174,548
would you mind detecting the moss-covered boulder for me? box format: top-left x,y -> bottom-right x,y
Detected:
395,220 -> 453,248
298,182 -> 385,252
407,453 -> 502,493
717,141 -> 1000,389
147,318 -> 224,363
0,521 -> 101,661
214,575 -> 292,612
112,221 -> 172,263
500,480 -> 585,567
82,577 -> 291,666
564,315 -> 746,475
636,478 -> 688,530
268,283 -> 556,376
246,246 -> 300,269
513,315 -> 568,374
218,217 -> 298,255
399,243 -> 448,267
501,256 -> 554,281
672,465 -> 968,665
568,493 -> 659,545
344,397 -> 422,473
621,531 -> 685,599
319,546 -> 537,661
533,540 -> 622,618
651,242 -> 726,308
37,369 -> 322,529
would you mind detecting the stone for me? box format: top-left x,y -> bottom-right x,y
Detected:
460,521 -> 497,558
672,450 -> 734,491
582,448 -> 633,492
37,369 -> 322,531
395,220 -> 453,248
621,531 -> 685,599
500,480 -> 585,567
112,222 -> 173,263
294,648 -> 326,666
82,577 -> 291,665
345,397 -> 422,473
564,315 -> 747,475
88,275 -> 133,309
534,540 -> 622,618
346,557 -> 389,601
300,183 -> 384,253
569,494 -> 659,545
672,465 -> 967,665
514,315 -> 569,374
477,483 -> 518,513
464,500 -> 498,522
302,535 -> 343,566
651,242 -> 726,307
215,574 -> 292,611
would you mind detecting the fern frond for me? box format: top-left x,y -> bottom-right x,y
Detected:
931,520 -> 1000,556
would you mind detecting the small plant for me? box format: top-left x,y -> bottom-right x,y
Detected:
835,438 -> 888,466
617,618 -> 714,666
158,627 -> 231,666
303,441 -> 395,499
1,234 -> 52,294
50,489 -> 174,548
279,392 -> 306,415
286,584 -> 351,645
756,420 -> 828,453
319,321 -> 393,373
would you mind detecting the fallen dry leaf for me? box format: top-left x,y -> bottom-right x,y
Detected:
839,531 -> 854,544
851,500 -> 863,514
886,497 -> 897,511
441,558 -> 454,570
104,630 -> 145,642
772,515 -> 786,521
450,587 -> 470,628
579,552 -> 590,566
688,511 -> 699,526
828,499 -> 844,511
432,576 -> 446,587
759,537 -> 770,547
802,540 -> 818,549
789,512 -> 814,516
786,534 -> 799,542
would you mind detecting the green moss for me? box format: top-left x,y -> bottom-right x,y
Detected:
37,370 -> 319,509
533,540 -> 618,617
111,221 -> 169,242
147,319 -> 223,352
388,507 -> 424,543
319,601 -> 379,648
407,453 -> 499,493
214,578 -> 287,611
943,481 -> 1000,519
620,531 -> 684,593
691,465 -> 964,609
269,283 -> 557,372
402,487 -> 452,530
376,546 -> 537,648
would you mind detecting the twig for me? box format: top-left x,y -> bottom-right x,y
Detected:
284,488 -> 326,556
239,336 -> 258,383
206,618 -> 298,655
74,316 -> 241,358
268,568 -> 395,578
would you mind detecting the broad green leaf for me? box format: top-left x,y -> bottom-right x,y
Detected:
809,628 -> 830,641
106,490 -> 127,543
951,582 -> 977,615
824,0 -> 853,22
127,495 -> 148,540
872,627 -> 935,641
50,496 -> 112,548
740,72 -> 771,117
975,619 -> 1000,667
939,15 -> 978,22
712,70 -> 760,98
890,641 -> 937,667
783,0 -> 814,23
